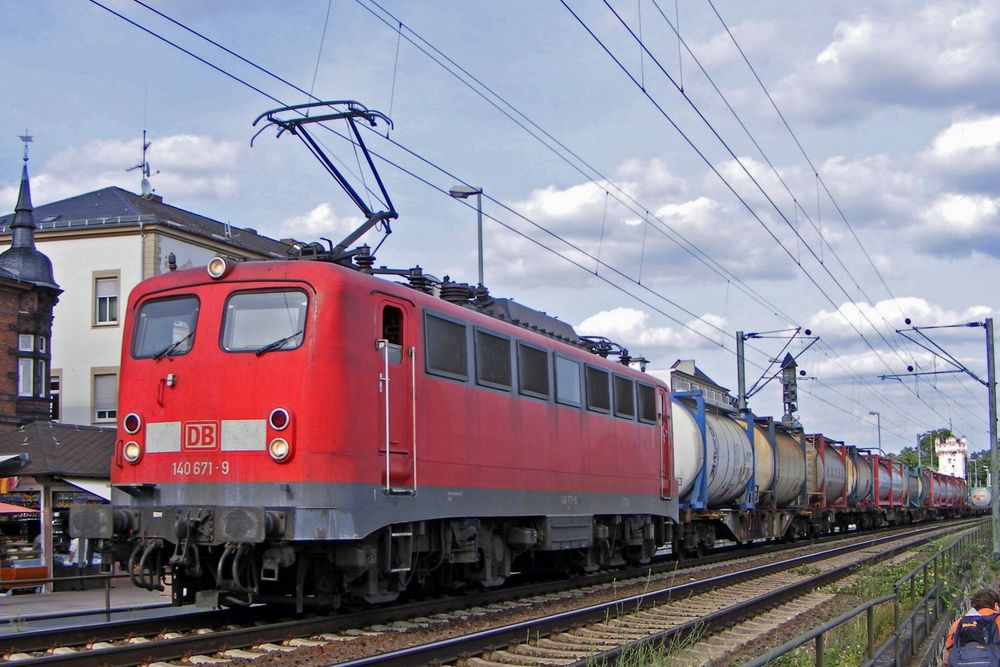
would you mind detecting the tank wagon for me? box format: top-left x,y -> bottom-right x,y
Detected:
668,362 -> 968,556
970,486 -> 991,511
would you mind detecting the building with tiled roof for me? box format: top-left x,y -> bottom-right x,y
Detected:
0,184 -> 292,425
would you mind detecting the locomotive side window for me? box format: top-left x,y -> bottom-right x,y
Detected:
132,296 -> 200,359
637,383 -> 656,424
424,313 -> 468,380
382,306 -> 403,364
518,343 -> 550,399
554,356 -> 581,406
613,375 -> 636,420
222,290 -> 307,354
585,366 -> 611,413
475,329 -> 512,390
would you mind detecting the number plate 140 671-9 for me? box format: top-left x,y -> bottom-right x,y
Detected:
172,460 -> 230,476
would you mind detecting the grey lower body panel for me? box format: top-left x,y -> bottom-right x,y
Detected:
105,481 -> 678,541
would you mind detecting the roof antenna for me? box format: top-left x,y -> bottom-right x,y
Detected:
18,130 -> 32,162
127,129 -> 159,198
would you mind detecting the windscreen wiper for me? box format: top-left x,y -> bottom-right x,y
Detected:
255,330 -> 303,357
153,332 -> 194,361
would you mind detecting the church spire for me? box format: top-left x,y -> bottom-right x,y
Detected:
11,134 -> 35,249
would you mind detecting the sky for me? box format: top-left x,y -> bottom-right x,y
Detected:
3,1 -> 1000,456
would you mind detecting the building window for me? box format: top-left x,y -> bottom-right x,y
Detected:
37,360 -> 46,398
18,334 -> 33,352
17,358 -> 33,397
93,373 -> 118,422
95,275 -> 119,326
50,374 -> 61,421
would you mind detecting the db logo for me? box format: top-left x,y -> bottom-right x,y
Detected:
183,421 -> 220,450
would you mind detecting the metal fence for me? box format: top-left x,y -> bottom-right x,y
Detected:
743,521 -> 988,667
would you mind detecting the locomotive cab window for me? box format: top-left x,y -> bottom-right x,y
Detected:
424,312 -> 468,380
381,305 -> 403,364
222,290 -> 307,354
613,375 -> 636,420
637,383 -> 656,424
554,355 -> 581,406
132,296 -> 200,359
586,366 -> 611,413
475,329 -> 512,390
518,343 -> 550,399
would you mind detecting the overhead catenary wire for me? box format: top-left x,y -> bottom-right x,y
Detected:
566,1 -> 971,438
91,0 -> 967,445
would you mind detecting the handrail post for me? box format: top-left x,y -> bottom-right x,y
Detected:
866,604 -> 875,660
105,574 -> 111,622
816,633 -> 824,667
894,589 -> 902,666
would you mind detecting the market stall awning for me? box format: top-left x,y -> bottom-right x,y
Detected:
60,477 -> 111,501
0,502 -> 37,514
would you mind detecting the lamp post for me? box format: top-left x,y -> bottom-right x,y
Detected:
868,411 -> 881,451
448,185 -> 484,287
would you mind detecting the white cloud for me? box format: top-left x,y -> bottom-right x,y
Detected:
776,3 -> 1000,120
277,202 -> 363,240
808,296 -> 993,343
576,307 -> 727,354
914,193 -> 1000,256
0,135 -> 246,210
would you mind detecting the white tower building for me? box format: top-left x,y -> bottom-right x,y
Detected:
935,435 -> 968,479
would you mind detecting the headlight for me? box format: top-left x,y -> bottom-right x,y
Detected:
123,441 -> 143,464
268,438 -> 290,462
207,256 -> 231,279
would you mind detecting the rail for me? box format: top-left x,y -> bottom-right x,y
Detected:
742,519 -> 987,666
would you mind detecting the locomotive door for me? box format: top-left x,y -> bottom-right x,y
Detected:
377,300 -> 416,494
657,387 -> 675,499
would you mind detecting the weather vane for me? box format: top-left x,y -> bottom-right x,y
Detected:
18,130 -> 32,162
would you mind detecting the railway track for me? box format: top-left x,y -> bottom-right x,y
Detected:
0,519 -> 978,666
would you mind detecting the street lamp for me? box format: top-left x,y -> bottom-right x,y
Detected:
868,411 -> 881,451
448,185 -> 484,287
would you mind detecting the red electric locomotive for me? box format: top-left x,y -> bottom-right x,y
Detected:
70,252 -> 677,608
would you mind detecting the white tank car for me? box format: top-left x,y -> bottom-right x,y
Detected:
672,401 -> 805,509
971,486 -> 991,509
766,428 -> 806,506
853,453 -> 873,502
671,402 -> 752,507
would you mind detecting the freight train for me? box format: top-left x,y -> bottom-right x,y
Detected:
69,101 -> 969,610
68,250 -> 968,610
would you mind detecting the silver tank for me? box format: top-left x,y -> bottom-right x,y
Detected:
971,486 -> 991,508
671,401 -> 753,508
853,454 -> 873,503
771,430 -> 805,506
821,445 -> 849,505
875,459 -> 904,502
932,475 -> 946,504
906,468 -> 921,505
